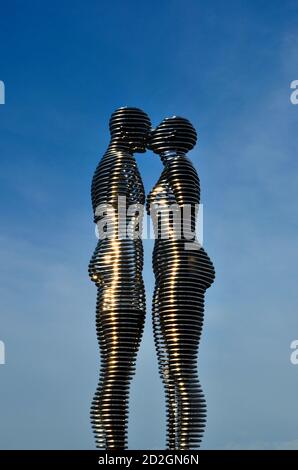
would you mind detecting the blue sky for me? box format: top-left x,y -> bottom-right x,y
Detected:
0,0 -> 298,449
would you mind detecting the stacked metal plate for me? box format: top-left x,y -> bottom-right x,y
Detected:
147,116 -> 215,449
88,107 -> 151,449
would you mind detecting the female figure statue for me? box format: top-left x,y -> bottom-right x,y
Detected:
147,116 -> 215,450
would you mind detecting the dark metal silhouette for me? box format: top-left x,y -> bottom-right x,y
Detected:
147,116 -> 215,450
89,107 -> 151,449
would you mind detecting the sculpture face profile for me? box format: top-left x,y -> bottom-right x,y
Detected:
89,107 -> 151,449
147,116 -> 215,450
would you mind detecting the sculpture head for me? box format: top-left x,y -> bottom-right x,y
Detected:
109,107 -> 151,153
147,116 -> 197,155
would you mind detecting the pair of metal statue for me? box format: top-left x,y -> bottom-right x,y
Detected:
88,107 -> 215,450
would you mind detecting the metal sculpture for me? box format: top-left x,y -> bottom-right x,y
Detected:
146,116 -> 215,450
89,107 -> 151,449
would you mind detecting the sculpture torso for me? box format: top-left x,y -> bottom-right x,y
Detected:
92,145 -> 145,233
89,145 -> 145,290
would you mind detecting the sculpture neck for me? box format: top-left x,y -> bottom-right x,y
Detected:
160,150 -> 185,165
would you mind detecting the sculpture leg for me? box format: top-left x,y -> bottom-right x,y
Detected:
159,282 -> 207,450
91,288 -> 145,449
172,360 -> 206,449
152,284 -> 179,449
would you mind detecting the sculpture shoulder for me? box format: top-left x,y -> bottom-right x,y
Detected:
91,151 -> 144,211
165,156 -> 200,206
166,156 -> 199,185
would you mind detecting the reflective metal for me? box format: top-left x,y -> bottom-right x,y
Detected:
147,116 -> 215,450
89,107 -> 151,449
